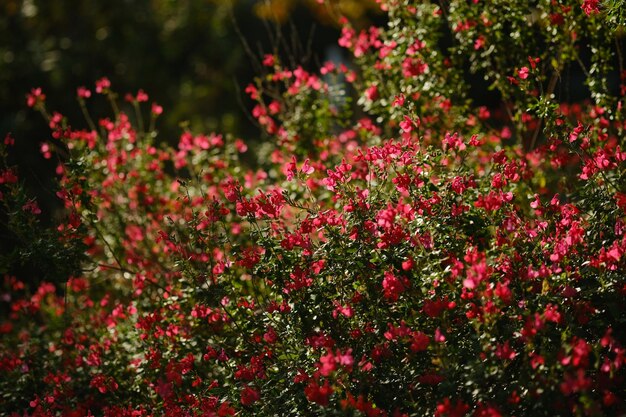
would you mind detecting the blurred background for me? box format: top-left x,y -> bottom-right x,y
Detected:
0,0 -> 382,208
0,0 -> 382,284
1,1 -> 380,152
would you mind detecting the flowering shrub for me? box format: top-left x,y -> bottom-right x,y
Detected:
2,1 -> 626,416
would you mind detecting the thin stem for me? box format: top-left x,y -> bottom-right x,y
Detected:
148,113 -> 156,134
529,71 -> 559,151
93,222 -> 127,273
78,98 -> 98,133
133,101 -> 145,139
107,92 -> 121,119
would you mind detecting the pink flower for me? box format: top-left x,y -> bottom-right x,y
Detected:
581,0 -> 600,15
401,257 -> 414,271
518,66 -> 530,79
136,89 -> 149,102
301,158 -> 315,175
268,100 -> 281,115
319,352 -> 336,376
494,341 -> 517,360
434,328 -> 446,343
400,115 -> 419,132
528,56 -> 541,69
95,77 -> 111,93
151,103 -> 163,116
77,86 -> 92,99
365,84 -> 379,101
392,94 -> 405,107
26,88 -> 45,108
382,270 -> 407,301
284,156 -> 298,181
474,35 -> 485,50
262,54 -> 276,67
245,83 -> 259,100
22,200 -> 41,215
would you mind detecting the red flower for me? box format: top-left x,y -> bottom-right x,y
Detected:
581,0 -> 600,15
410,331 -> 430,352
77,86 -> 92,99
95,77 -> 111,93
382,270 -> 407,301
240,386 -> 260,406
435,398 -> 470,417
262,54 -> 276,67
304,380 -> 333,406
518,67 -> 530,79
615,192 -> 626,212
26,87 -> 45,108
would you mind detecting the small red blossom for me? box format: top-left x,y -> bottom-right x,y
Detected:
400,115 -> 419,132
22,200 -> 41,215
382,270 -> 408,301
528,56 -> 540,69
95,77 -> 111,93
26,88 -> 45,108
435,398 -> 470,417
262,54 -> 276,67
240,386 -> 260,406
518,67 -> 530,79
474,35 -> 486,50
305,380 -> 333,406
151,102 -> 163,115
581,0 -> 600,15
3,133 -> 14,146
77,86 -> 92,99
392,94 -> 405,107
410,331 -> 430,352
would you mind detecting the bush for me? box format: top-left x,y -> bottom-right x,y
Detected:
1,1 -> 626,416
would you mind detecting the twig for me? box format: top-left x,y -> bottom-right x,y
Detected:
529,71 -> 559,150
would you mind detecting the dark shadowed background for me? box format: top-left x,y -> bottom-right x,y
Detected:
0,0 -> 381,210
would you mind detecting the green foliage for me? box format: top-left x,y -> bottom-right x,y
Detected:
1,1 -> 626,416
